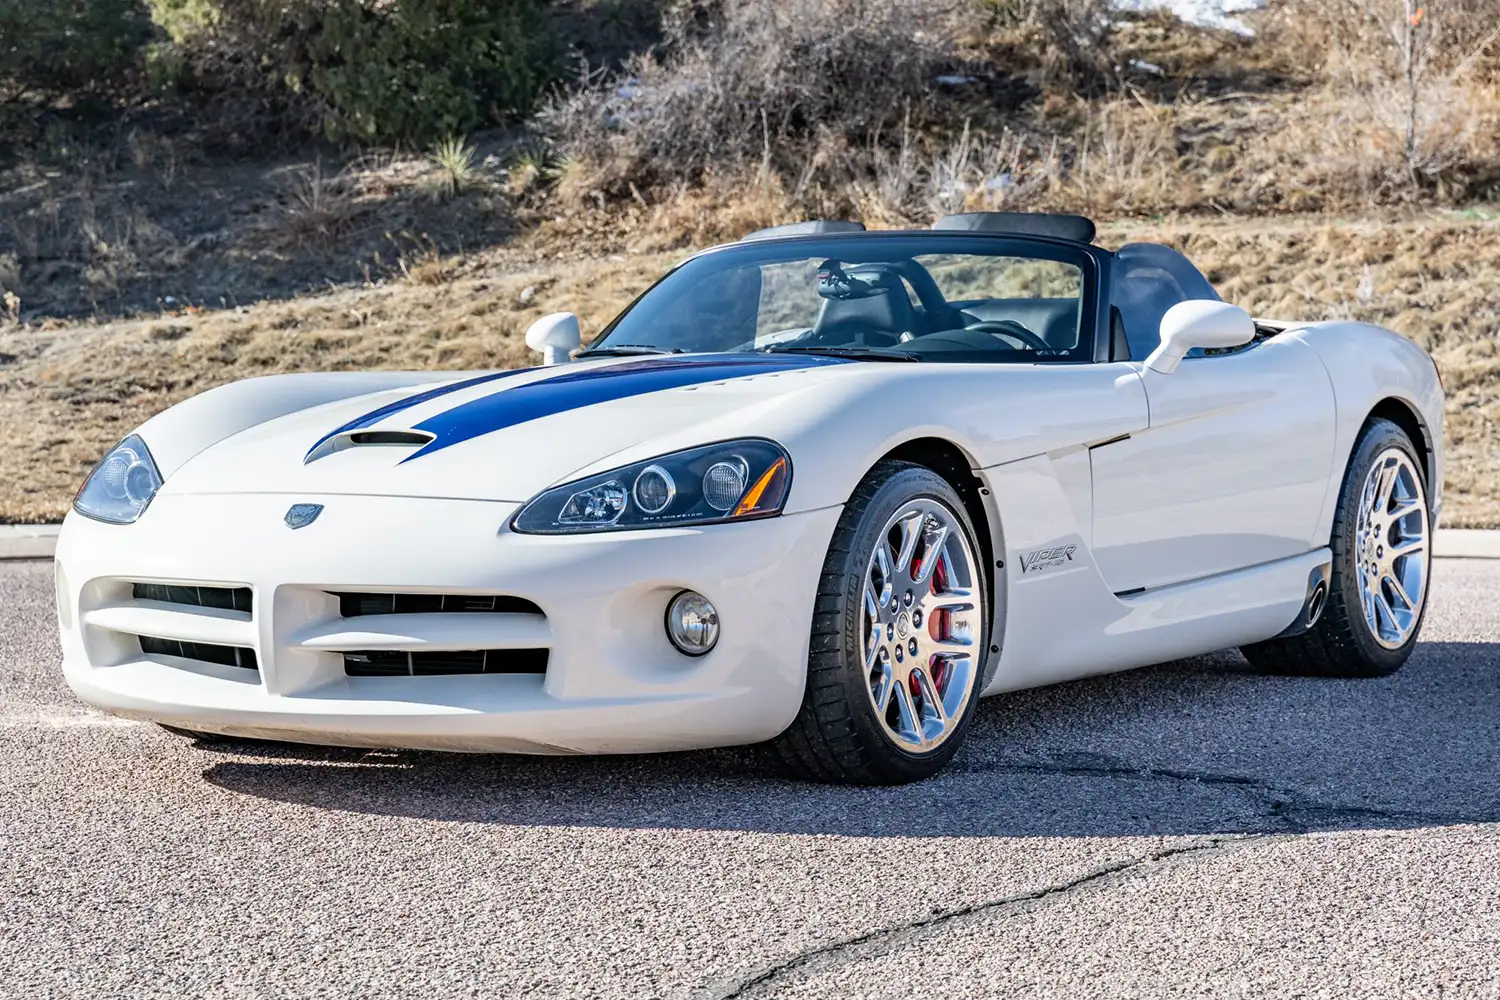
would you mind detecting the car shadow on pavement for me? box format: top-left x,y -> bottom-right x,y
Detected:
201,641 -> 1500,839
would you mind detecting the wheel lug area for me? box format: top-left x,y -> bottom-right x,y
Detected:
903,590 -> 914,607
894,644 -> 904,663
908,638 -> 919,657
911,608 -> 923,628
886,622 -> 895,641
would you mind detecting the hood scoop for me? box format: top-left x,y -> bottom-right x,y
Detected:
305,429 -> 436,463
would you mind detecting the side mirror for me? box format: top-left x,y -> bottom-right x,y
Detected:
525,312 -> 581,366
1145,300 -> 1255,374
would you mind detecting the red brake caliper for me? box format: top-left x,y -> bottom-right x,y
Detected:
928,553 -> 949,693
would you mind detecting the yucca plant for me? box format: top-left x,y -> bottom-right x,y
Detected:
428,135 -> 479,200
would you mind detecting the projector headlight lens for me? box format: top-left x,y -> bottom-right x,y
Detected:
632,465 -> 676,515
513,439 -> 791,534
73,434 -> 163,524
558,481 -> 628,527
666,591 -> 719,656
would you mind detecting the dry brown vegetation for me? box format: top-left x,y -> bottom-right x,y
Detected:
1,212 -> 1495,527
1,0 -> 1497,526
545,0 -> 1500,222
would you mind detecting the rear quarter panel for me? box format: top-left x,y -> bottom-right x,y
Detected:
1290,323 -> 1445,533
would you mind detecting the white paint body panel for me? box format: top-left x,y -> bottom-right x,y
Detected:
55,318 -> 1445,753
1091,339 -> 1337,592
1292,322 -> 1446,530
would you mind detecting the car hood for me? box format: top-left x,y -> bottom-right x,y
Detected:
162,354 -> 855,503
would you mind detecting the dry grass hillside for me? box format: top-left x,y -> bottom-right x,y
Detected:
1,210 -> 1495,527
2,1 -> 1497,526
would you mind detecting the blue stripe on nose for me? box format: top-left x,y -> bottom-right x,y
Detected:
304,368 -> 536,463
402,354 -> 843,462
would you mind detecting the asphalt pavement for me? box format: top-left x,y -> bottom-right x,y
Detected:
2,557 -> 1498,999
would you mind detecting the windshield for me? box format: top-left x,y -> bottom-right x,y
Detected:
590,235 -> 1096,363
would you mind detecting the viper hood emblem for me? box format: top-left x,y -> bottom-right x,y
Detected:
284,503 -> 324,529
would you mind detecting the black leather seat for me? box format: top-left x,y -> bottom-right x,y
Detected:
811,273 -> 919,346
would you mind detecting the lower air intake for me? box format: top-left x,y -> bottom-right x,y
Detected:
332,593 -> 544,617
343,649 -> 549,677
139,635 -> 259,671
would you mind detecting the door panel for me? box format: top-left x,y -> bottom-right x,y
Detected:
1089,339 -> 1336,593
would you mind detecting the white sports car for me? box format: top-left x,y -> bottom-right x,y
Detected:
57,212 -> 1444,784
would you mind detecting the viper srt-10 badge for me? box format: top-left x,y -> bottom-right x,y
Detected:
1019,544 -> 1078,575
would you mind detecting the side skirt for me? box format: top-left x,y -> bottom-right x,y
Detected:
985,542 -> 1331,694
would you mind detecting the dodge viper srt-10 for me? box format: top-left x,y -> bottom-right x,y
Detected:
56,212 -> 1444,784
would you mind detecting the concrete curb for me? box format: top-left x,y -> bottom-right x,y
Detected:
0,524 -> 61,560
3,523 -> 1498,561
1433,528 -> 1500,560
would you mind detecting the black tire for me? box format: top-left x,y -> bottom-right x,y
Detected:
1240,418 -> 1430,678
769,460 -> 990,784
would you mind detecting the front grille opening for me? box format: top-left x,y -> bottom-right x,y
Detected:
133,583 -> 252,614
139,635 -> 259,671
343,649 -> 548,677
332,593 -> 544,617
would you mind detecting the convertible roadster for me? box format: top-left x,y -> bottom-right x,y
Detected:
57,212 -> 1444,784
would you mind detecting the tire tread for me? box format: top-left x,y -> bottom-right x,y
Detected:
769,460 -> 985,784
1241,418 -> 1426,678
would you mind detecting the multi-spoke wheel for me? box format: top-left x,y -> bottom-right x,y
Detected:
770,461 -> 989,784
1241,418 -> 1431,678
1353,448 -> 1429,649
861,501 -> 981,755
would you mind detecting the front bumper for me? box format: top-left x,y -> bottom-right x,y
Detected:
56,493 -> 840,754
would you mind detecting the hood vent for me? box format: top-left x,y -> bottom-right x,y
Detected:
305,429 -> 436,463
347,431 -> 434,446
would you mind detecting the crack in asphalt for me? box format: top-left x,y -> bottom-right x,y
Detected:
700,834 -> 1277,1000
702,752 -> 1500,999
969,752 -> 1498,831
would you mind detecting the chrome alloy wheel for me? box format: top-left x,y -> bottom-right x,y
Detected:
861,499 -> 983,753
1355,447 -> 1430,650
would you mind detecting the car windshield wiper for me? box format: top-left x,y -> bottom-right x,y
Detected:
759,345 -> 921,362
576,345 -> 686,357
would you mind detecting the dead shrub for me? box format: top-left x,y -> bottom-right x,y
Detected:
257,164 -> 362,253
981,0 -> 1117,85
542,0 -> 977,200
1272,0 -> 1500,196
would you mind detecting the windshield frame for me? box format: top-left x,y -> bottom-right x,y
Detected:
589,232 -> 1109,364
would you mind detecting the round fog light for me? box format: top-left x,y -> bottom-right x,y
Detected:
666,591 -> 719,656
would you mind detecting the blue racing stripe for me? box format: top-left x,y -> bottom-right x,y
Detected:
401,354 -> 845,462
304,368 -> 536,462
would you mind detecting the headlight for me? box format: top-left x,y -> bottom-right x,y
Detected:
512,439 -> 791,534
73,434 -> 163,524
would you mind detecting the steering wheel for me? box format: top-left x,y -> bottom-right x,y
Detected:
966,320 -> 1050,352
